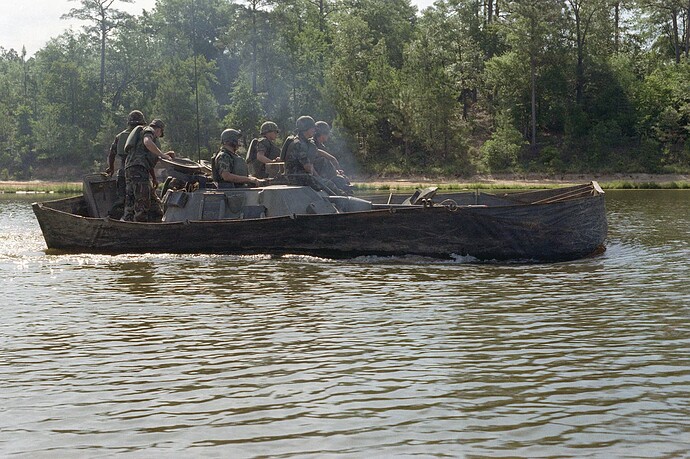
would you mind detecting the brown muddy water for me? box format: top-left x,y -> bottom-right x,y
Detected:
0,190 -> 689,457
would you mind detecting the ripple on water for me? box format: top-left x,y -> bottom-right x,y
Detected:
1,192 -> 690,456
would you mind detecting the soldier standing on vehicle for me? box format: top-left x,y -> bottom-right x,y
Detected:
105,110 -> 146,219
246,121 -> 281,179
212,129 -> 260,188
122,119 -> 175,222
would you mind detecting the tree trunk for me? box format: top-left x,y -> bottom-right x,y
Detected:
251,2 -> 258,93
529,10 -> 538,148
614,1 -> 620,52
530,53 -> 537,147
319,0 -> 325,33
686,1 -> 690,58
21,47 -> 27,101
575,20 -> 584,104
100,24 -> 106,106
462,89 -> 469,120
671,12 -> 681,63
685,0 -> 690,59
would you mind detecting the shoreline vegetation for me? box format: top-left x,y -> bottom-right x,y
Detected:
2,173 -> 689,194
2,1 -> 689,189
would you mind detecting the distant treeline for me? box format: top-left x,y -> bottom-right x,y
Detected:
1,0 -> 689,180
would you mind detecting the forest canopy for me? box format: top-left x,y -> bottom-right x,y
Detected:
1,0 -> 689,180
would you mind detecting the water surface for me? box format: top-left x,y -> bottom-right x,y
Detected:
1,190 -> 689,457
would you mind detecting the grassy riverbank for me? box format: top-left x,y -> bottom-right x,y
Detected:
2,173 -> 689,193
0,181 -> 83,194
354,173 -> 690,191
354,176 -> 690,191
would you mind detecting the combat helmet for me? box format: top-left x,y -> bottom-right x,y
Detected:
127,110 -> 146,126
295,116 -> 316,132
315,121 -> 330,137
260,121 -> 279,135
221,128 -> 242,145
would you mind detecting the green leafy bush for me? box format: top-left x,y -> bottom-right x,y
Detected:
480,120 -> 526,172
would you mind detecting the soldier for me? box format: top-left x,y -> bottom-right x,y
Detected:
246,121 -> 281,179
312,121 -> 352,195
212,129 -> 260,188
105,110 -> 146,219
284,116 -> 318,180
284,116 -> 344,195
122,119 -> 175,222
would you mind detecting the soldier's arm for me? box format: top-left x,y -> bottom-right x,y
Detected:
143,135 -> 173,161
221,171 -> 260,186
295,144 -> 315,174
317,148 -> 341,171
256,142 -> 273,164
217,155 -> 259,185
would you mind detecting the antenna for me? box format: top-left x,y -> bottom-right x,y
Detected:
193,6 -> 201,162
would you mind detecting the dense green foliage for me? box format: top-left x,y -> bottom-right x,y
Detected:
1,0 -> 689,180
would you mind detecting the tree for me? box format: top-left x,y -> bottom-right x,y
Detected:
62,0 -> 134,105
402,4 -> 478,166
239,0 -> 276,93
33,33 -> 102,165
105,16 -> 158,114
151,0 -> 229,62
269,0 -> 331,119
636,0 -> 688,63
341,0 -> 416,68
306,0 -> 338,34
503,0 -> 564,147
324,14 -> 378,161
151,57 -> 220,160
480,113 -> 526,172
3,0 -> 690,179
565,0 -> 610,104
223,75 -> 264,141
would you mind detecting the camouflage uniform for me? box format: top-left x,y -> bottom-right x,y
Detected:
123,126 -> 163,222
107,127 -> 133,219
212,146 -> 250,188
313,138 -> 337,178
248,137 -> 281,178
313,139 -> 352,195
284,135 -> 318,176
285,135 -> 342,194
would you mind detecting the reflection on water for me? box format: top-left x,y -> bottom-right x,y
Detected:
1,191 -> 689,457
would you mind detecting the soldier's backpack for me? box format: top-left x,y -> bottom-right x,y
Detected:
124,125 -> 144,153
245,138 -> 259,163
279,135 -> 296,161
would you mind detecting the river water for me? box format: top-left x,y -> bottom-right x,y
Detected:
1,190 -> 688,458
